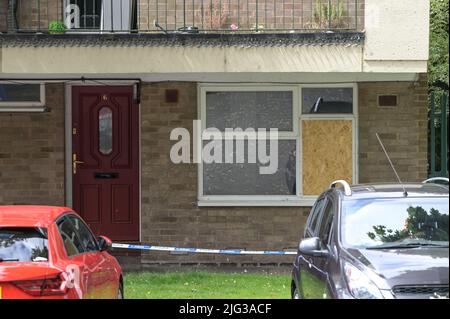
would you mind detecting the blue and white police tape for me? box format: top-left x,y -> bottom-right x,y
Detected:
112,243 -> 297,256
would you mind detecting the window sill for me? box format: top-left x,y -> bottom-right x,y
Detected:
197,196 -> 316,207
0,107 -> 47,113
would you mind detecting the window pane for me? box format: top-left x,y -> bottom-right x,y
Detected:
69,0 -> 102,29
99,107 -> 113,155
206,91 -> 293,131
342,198 -> 449,249
302,88 -> 353,114
58,218 -> 84,256
0,84 -> 41,102
0,227 -> 48,262
319,200 -> 334,247
69,216 -> 98,252
309,199 -> 325,235
203,140 -> 296,195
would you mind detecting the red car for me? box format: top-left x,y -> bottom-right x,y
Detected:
0,206 -> 123,299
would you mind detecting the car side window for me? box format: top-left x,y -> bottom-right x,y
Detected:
57,217 -> 85,257
318,199 -> 334,248
68,216 -> 99,252
306,199 -> 324,236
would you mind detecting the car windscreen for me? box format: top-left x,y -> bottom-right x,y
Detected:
341,197 -> 449,249
0,227 -> 49,262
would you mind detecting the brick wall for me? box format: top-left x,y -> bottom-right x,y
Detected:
0,77 -> 428,267
0,84 -> 65,206
0,0 -> 7,32
10,0 -> 364,32
359,74 -> 428,183
13,0 -> 62,31
140,0 -> 364,32
139,77 -> 427,266
140,82 -> 307,267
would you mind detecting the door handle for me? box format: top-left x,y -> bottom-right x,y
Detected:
72,154 -> 85,175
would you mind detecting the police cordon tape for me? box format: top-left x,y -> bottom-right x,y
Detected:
112,243 -> 297,255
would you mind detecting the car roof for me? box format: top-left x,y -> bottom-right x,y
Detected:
0,206 -> 73,228
333,183 -> 449,201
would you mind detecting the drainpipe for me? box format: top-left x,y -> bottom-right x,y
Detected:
7,0 -> 18,33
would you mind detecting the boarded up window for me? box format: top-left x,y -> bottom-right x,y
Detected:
302,120 -> 353,196
199,85 -> 357,203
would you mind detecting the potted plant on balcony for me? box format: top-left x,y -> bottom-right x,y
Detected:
251,24 -> 265,33
48,21 -> 67,35
308,0 -> 348,30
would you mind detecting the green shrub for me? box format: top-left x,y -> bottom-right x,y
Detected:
312,0 -> 347,29
48,21 -> 67,34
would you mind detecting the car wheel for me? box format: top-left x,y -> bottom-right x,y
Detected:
117,281 -> 124,299
292,286 -> 301,299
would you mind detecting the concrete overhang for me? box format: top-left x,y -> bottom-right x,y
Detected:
0,32 -> 427,77
0,33 -> 366,75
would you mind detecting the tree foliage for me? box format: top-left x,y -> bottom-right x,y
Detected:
429,0 -> 449,94
367,206 -> 449,243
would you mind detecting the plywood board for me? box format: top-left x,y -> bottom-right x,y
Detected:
302,120 -> 353,196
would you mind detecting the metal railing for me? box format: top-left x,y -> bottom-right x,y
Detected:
429,92 -> 449,178
2,0 -> 363,33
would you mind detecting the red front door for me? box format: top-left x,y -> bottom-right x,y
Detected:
72,86 -> 139,241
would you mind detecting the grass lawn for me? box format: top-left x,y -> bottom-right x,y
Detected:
124,272 -> 292,299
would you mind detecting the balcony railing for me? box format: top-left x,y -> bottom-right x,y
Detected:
1,0 -> 364,34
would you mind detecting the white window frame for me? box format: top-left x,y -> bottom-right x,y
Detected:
63,0 -> 133,33
197,83 -> 358,207
299,83 -> 359,204
0,82 -> 46,112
